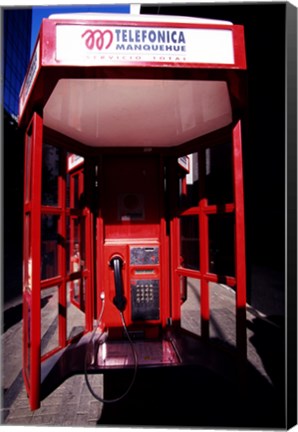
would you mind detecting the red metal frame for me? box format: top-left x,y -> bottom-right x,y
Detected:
41,18 -> 246,69
22,113 -> 43,410
232,120 -> 247,357
69,168 -> 84,310
23,121 -> 94,409
39,150 -> 93,353
170,125 -> 246,347
159,156 -> 171,327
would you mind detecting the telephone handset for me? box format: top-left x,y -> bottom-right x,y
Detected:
85,254 -> 137,404
109,256 -> 127,312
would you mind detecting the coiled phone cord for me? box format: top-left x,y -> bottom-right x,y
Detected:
84,294 -> 138,404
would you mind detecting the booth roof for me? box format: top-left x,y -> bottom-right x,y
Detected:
19,11 -> 245,144
48,12 -> 232,26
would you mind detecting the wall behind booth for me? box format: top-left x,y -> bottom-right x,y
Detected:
3,112 -> 24,307
142,2 -> 286,318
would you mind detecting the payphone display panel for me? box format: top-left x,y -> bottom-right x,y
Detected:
130,246 -> 159,266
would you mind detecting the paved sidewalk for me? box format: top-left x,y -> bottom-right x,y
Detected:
1,280 -> 284,427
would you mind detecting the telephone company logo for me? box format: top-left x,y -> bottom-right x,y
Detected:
82,29 -> 113,50
81,27 -> 187,55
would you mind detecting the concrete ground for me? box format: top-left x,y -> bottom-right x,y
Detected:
1,279 -> 285,428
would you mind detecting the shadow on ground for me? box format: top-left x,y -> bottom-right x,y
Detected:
3,296 -> 52,333
248,314 -> 285,404
98,338 -> 285,429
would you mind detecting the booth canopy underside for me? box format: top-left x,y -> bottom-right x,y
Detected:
43,78 -> 233,148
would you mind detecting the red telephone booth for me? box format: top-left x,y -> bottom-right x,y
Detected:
19,12 -> 247,410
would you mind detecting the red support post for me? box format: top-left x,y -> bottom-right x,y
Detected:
29,112 -> 43,410
85,207 -> 94,332
199,199 -> 210,339
58,150 -> 67,348
232,120 -> 247,358
199,147 -> 210,339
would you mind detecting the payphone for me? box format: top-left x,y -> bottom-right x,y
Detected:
98,154 -> 169,339
105,245 -> 161,330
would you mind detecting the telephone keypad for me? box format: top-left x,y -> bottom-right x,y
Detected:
131,280 -> 160,321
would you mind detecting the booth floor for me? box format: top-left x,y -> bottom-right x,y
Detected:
1,280 -> 285,428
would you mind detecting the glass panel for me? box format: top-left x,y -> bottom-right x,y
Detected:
180,275 -> 187,304
41,215 -> 60,280
181,277 -> 201,336
209,213 -> 235,276
205,142 -> 233,205
41,286 -> 59,356
180,215 -> 200,271
72,279 -> 80,304
178,152 -> 199,209
25,132 -> 32,203
66,159 -> 84,209
67,216 -> 86,275
67,281 -> 85,339
80,217 -> 86,270
70,277 -> 86,312
42,143 -> 60,206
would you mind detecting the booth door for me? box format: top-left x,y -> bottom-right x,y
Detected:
22,113 -> 93,410
169,121 -> 246,354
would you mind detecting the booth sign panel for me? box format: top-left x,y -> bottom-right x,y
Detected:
56,25 -> 235,65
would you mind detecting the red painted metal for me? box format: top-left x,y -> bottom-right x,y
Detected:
40,18 -> 246,69
22,121 -> 33,395
83,160 -> 94,332
199,162 -> 210,340
232,25 -> 247,69
168,157 -> 181,324
159,156 -> 171,327
232,120 -> 247,357
58,152 -> 67,349
169,224 -> 180,323
22,123 -> 96,408
84,207 -> 94,332
171,125 -> 246,349
66,164 -> 93,334
181,204 -> 235,216
23,113 -> 43,411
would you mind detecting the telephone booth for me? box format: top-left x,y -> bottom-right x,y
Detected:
19,12 -> 247,411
